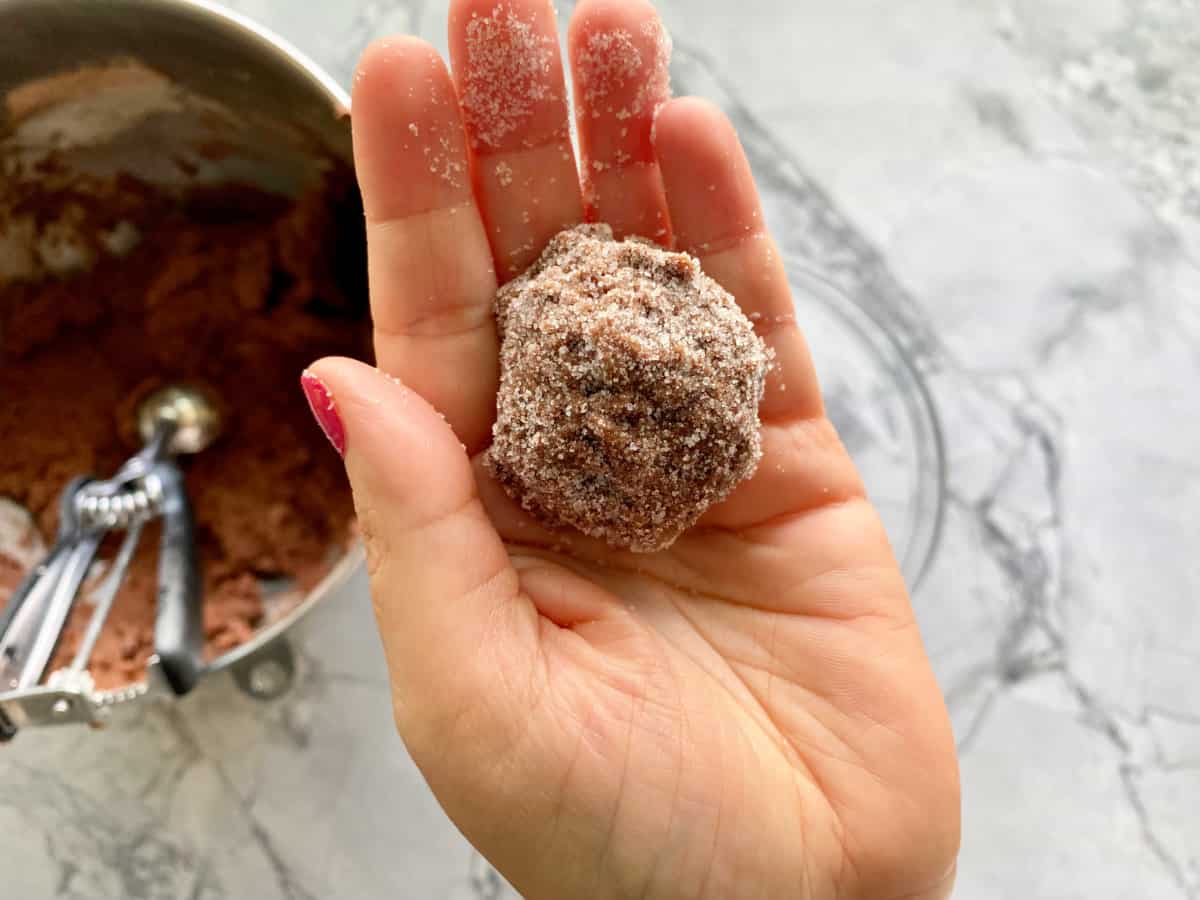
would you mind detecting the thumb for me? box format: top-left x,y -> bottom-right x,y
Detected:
300,358 -> 538,752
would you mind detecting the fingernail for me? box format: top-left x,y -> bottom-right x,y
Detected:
300,371 -> 346,456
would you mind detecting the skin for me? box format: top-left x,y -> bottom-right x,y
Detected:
307,1 -> 961,897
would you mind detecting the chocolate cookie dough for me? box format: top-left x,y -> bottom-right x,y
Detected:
0,170 -> 368,689
486,224 -> 770,552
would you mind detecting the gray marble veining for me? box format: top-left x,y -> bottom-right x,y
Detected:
3,1 -> 1198,898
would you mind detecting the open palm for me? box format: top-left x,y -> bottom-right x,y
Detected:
309,1 -> 959,897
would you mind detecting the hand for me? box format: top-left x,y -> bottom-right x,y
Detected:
304,1 -> 960,897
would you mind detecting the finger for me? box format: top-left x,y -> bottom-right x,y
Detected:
302,359 -> 540,748
448,0 -> 584,281
654,97 -> 822,423
568,0 -> 672,242
351,37 -> 499,452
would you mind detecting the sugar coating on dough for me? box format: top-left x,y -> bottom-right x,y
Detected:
486,224 -> 771,552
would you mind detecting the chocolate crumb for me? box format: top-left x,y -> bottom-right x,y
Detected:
486,224 -> 770,552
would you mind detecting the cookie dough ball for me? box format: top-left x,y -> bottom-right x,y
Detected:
486,224 -> 771,552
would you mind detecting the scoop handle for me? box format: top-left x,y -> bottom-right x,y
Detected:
152,463 -> 204,695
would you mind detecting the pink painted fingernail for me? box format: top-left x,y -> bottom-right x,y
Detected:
300,371 -> 345,456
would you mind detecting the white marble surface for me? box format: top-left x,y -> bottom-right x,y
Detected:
4,0 -> 1200,897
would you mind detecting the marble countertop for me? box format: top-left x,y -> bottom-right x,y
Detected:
4,0 -> 1199,897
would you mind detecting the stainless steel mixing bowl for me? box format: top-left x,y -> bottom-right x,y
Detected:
0,0 -> 365,719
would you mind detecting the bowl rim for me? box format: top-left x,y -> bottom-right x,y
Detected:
786,264 -> 948,594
